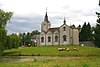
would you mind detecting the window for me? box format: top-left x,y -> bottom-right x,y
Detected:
48,36 -> 51,42
63,27 -> 66,31
63,35 -> 66,41
41,37 -> 44,42
55,36 -> 58,42
44,23 -> 46,26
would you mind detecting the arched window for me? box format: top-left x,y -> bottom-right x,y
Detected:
41,37 -> 44,42
55,36 -> 58,42
63,27 -> 66,31
63,35 -> 67,41
48,36 -> 51,42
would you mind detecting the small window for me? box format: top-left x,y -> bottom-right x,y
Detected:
63,27 -> 66,31
48,36 -> 51,42
55,36 -> 58,42
41,37 -> 44,42
44,23 -> 46,26
63,35 -> 67,41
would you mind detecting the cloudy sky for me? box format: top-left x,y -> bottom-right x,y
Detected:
0,0 -> 100,34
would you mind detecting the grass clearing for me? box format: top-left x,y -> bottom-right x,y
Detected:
3,46 -> 100,57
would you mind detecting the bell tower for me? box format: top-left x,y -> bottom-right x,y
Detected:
41,9 -> 51,32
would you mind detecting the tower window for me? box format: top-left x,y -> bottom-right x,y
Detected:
41,37 -> 44,42
55,36 -> 58,42
44,23 -> 46,26
63,35 -> 67,41
48,36 -> 51,42
63,27 -> 66,31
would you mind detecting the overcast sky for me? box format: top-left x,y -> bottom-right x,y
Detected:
0,0 -> 100,34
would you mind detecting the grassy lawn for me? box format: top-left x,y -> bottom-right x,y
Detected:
0,46 -> 100,67
3,46 -> 100,57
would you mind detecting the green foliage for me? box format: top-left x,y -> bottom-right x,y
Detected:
5,33 -> 20,49
25,32 -> 31,45
31,30 -> 40,36
79,22 -> 92,41
19,30 -> 40,46
0,9 -> 13,55
94,24 -> 100,47
95,8 -> 100,47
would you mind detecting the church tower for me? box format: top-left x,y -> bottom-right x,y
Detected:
41,9 -> 51,32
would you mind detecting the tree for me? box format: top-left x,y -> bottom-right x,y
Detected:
6,33 -> 20,49
94,24 -> 100,47
31,30 -> 40,36
19,30 -> 40,47
0,9 -> 13,55
86,22 -> 92,41
94,1 -> 100,47
79,22 -> 86,41
79,22 -> 92,41
25,32 -> 31,46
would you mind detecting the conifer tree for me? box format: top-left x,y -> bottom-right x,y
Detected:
79,22 -> 87,41
79,22 -> 92,41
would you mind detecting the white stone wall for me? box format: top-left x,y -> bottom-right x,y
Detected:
41,21 -> 50,32
46,31 -> 52,46
72,28 -> 79,45
69,28 -> 73,44
40,32 -> 46,46
59,25 -> 70,45
53,30 -> 59,45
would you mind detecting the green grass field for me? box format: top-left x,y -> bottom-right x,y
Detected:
0,46 -> 100,67
3,46 -> 100,57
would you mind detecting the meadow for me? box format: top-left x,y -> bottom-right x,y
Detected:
3,46 -> 100,57
0,46 -> 100,67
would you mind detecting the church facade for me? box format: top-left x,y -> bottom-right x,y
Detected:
32,11 -> 79,46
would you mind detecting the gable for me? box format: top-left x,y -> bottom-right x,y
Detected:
59,24 -> 70,31
41,31 -> 45,35
47,30 -> 52,35
54,30 -> 59,34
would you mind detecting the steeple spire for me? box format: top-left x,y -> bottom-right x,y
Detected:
63,17 -> 66,24
44,8 -> 49,22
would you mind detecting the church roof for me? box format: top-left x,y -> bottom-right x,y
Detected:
47,27 -> 59,33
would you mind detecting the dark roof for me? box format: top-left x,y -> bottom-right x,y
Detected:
44,12 -> 49,22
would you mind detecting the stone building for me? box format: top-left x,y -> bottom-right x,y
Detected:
32,11 -> 79,46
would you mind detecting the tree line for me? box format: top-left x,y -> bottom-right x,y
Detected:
79,21 -> 100,48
